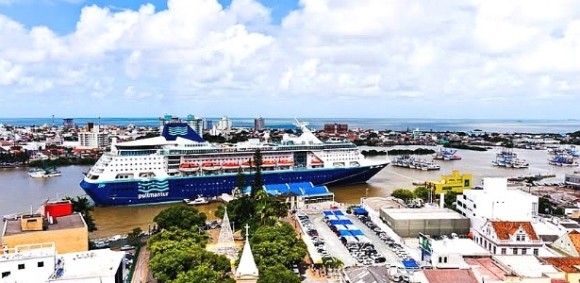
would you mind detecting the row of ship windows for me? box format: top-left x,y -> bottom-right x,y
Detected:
112,168 -> 162,172
111,163 -> 162,166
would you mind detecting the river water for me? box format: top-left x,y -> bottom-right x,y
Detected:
0,146 -> 577,239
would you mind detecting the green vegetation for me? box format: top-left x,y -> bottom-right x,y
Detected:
153,205 -> 207,230
443,191 -> 459,209
127,227 -> 143,246
391,189 -> 415,202
413,187 -> 431,202
29,157 -> 97,167
148,206 -> 231,283
0,150 -> 29,165
149,149 -> 304,283
445,142 -> 487,151
251,149 -> 264,198
361,148 -> 435,156
63,196 -> 97,232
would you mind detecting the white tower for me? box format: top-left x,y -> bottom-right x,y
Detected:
235,224 -> 259,283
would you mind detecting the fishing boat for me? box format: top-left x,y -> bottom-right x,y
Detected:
28,167 -> 62,178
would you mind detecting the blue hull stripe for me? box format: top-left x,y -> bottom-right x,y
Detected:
79,164 -> 388,206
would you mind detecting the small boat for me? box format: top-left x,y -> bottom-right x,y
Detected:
278,159 -> 294,166
28,167 -> 61,178
261,160 -> 277,167
179,162 -> 200,172
201,162 -> 221,171
222,162 -> 240,169
183,196 -> 209,205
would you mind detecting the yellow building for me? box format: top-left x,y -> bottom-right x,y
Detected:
426,170 -> 473,194
2,213 -> 88,254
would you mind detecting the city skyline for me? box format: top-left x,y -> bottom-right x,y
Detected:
0,0 -> 579,119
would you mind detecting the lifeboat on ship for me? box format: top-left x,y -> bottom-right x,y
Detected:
201,162 -> 221,171
261,160 -> 277,167
222,162 -> 240,170
179,163 -> 200,172
311,158 -> 323,166
278,159 -> 294,166
241,160 -> 253,168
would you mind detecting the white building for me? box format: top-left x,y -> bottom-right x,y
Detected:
78,126 -> 109,149
473,220 -> 544,256
0,242 -> 125,283
186,114 -> 204,135
419,235 -> 490,269
456,178 -> 538,228
217,116 -> 232,131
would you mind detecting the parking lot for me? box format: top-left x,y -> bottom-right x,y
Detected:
345,214 -> 405,265
310,215 -> 357,266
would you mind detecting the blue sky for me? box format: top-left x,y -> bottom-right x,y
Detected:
0,0 -> 578,119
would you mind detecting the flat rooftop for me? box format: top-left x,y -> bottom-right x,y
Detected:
363,197 -> 405,212
430,238 -> 490,256
381,208 -> 466,220
3,213 -> 86,236
464,257 -> 506,281
494,255 -> 562,278
53,249 -> 125,280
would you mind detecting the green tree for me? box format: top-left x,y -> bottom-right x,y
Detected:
153,205 -> 207,231
235,168 -> 246,197
250,222 -> 307,270
127,227 -> 143,246
174,266 -> 236,283
443,191 -> 459,209
258,264 -> 301,283
391,189 -> 414,202
251,149 -> 264,198
413,187 -> 431,202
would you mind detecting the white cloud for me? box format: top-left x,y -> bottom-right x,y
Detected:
1,0 -> 580,118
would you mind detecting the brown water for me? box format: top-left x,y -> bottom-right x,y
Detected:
1,146 -> 577,239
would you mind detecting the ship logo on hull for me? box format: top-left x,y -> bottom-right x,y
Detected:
138,179 -> 169,199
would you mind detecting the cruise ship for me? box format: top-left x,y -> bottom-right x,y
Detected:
80,119 -> 390,206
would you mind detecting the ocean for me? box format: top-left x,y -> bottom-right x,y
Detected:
0,117 -> 579,134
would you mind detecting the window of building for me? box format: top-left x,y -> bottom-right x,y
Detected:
37,261 -> 44,267
533,248 -> 539,256
493,246 -> 496,254
18,264 -> 24,270
512,248 -> 518,255
522,248 -> 527,255
2,271 -> 10,278
501,248 -> 506,255
443,257 -> 447,263
516,234 -> 525,241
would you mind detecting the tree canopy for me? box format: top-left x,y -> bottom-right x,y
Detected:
250,222 -> 307,270
258,264 -> 301,283
153,205 -> 207,230
391,189 -> 415,202
63,196 -> 97,232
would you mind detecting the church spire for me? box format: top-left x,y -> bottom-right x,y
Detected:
235,224 -> 259,281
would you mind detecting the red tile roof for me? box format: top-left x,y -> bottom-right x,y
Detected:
568,230 -> 580,254
543,257 -> 580,273
422,269 -> 478,283
490,221 -> 539,240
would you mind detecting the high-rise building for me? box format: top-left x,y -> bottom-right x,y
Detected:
79,124 -> 109,149
324,123 -> 348,134
217,116 -> 233,131
186,114 -> 205,134
254,117 -> 265,131
62,118 -> 74,129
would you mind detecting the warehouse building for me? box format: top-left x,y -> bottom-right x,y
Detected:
380,208 -> 470,238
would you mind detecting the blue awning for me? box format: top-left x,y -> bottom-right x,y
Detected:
353,207 -> 368,215
323,211 -> 334,216
338,230 -> 353,237
350,229 -> 364,236
402,259 -> 419,269
333,210 -> 344,216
